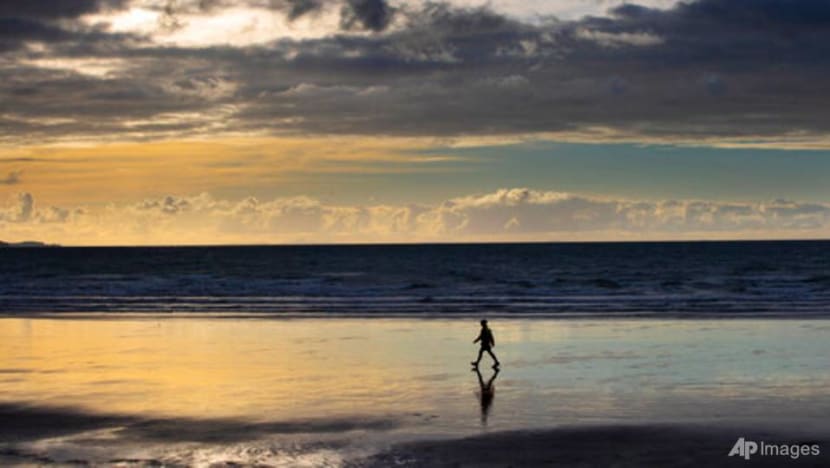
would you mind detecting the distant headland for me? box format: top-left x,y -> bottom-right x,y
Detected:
0,241 -> 60,248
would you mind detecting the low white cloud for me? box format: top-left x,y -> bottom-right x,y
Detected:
0,192 -> 77,224
2,188 -> 829,245
575,28 -> 664,48
19,58 -> 132,78
6,192 -> 34,222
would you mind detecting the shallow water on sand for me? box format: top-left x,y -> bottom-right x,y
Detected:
1,318 -> 829,465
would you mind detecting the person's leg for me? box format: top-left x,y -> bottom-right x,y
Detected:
472,348 -> 484,366
486,349 -> 500,366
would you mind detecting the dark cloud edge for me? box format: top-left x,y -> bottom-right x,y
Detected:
2,0 -> 830,145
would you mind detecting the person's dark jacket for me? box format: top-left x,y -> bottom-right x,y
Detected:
475,327 -> 495,349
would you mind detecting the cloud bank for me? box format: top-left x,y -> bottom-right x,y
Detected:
2,0 -> 830,146
2,188 -> 829,245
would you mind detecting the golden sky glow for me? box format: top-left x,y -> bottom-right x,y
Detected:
0,137 -> 455,206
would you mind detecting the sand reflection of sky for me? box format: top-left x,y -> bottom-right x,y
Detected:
1,318 -> 829,436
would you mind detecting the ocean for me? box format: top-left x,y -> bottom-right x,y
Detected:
2,240 -> 828,316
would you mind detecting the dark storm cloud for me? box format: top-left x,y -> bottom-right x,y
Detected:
0,0 -> 128,19
283,0 -> 326,20
0,0 -> 135,53
0,18 -> 135,53
340,0 -> 395,32
3,0 -> 830,143
0,18 -> 74,46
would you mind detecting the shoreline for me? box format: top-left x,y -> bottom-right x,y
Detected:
3,311 -> 830,320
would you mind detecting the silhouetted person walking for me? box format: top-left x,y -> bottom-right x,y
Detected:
471,319 -> 500,368
474,366 -> 499,426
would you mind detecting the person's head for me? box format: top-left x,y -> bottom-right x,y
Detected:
480,319 -> 488,327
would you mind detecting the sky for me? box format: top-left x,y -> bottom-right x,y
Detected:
1,0 -> 830,245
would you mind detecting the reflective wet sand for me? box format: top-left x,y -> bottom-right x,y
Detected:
1,318 -> 829,465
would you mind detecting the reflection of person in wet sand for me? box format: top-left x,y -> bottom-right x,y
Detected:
471,319 -> 500,368
474,367 -> 499,426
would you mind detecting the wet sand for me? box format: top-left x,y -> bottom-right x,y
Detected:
359,424 -> 830,467
1,317 -> 829,466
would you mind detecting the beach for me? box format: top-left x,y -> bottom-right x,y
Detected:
1,317 -> 829,466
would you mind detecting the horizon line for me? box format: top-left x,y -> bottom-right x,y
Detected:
4,237 -> 830,249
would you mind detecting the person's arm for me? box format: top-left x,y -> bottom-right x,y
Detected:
491,332 -> 495,346
473,331 -> 481,343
